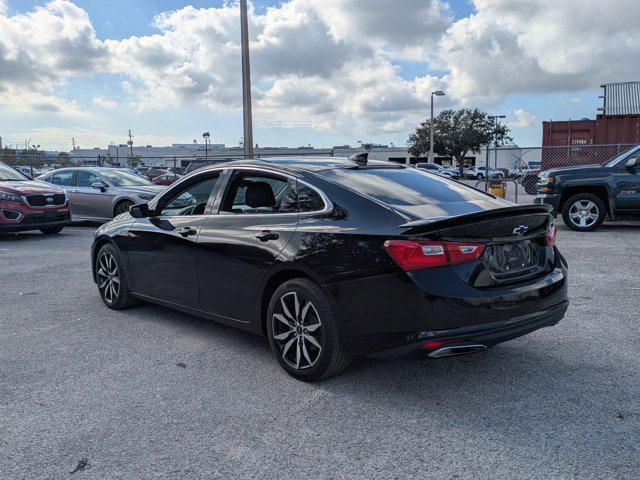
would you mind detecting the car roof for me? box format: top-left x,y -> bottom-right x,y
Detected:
192,157 -> 403,175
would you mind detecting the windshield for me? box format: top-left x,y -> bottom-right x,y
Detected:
604,145 -> 640,167
0,163 -> 29,181
99,169 -> 154,187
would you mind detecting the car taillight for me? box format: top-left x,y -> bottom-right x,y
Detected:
545,224 -> 557,247
383,240 -> 485,271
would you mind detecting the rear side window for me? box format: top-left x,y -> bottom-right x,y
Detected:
221,172 -> 293,214
297,183 -> 325,212
318,168 -> 490,206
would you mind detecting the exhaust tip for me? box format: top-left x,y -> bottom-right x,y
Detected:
427,344 -> 487,358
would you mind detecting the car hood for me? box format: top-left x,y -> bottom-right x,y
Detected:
541,164 -> 612,177
0,179 -> 65,195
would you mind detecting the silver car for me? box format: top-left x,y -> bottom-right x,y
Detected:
38,167 -> 165,221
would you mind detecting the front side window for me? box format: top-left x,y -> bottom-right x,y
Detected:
221,172 -> 293,214
51,170 -> 74,186
160,175 -> 219,216
76,171 -> 103,187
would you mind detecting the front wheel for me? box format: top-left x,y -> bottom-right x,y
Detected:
267,278 -> 352,381
561,193 -> 606,232
39,226 -> 64,235
477,173 -> 484,180
114,201 -> 133,217
95,244 -> 138,309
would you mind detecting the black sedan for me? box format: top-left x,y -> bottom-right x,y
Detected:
91,156 -> 568,381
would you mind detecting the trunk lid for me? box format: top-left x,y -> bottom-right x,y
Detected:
399,205 -> 554,286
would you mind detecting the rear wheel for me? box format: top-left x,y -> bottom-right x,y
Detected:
39,226 -> 63,235
267,278 -> 352,381
562,193 -> 606,232
477,173 -> 484,180
95,244 -> 138,309
114,200 -> 133,217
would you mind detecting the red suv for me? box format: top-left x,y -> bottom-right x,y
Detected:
0,162 -> 71,234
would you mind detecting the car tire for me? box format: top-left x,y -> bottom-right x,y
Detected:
561,193 -> 606,232
477,173 -> 484,180
114,200 -> 133,217
522,174 -> 538,195
95,244 -> 138,310
39,226 -> 64,235
267,278 -> 352,381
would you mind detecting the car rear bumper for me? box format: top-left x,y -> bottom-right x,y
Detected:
0,210 -> 71,232
329,249 -> 568,358
367,300 -> 568,359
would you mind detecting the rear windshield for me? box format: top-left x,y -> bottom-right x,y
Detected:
318,168 -> 493,206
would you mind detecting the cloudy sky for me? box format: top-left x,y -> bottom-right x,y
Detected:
0,0 -> 638,151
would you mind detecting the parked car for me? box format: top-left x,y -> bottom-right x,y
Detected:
167,166 -> 187,175
153,173 -> 182,186
38,167 -> 165,221
535,145 -> 640,231
0,161 -> 70,234
146,168 -> 170,181
466,166 -> 505,180
91,156 -> 568,381
135,166 -> 150,176
415,163 -> 460,180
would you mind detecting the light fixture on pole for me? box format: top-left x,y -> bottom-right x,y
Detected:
240,0 -> 254,159
202,132 -> 210,159
429,91 -> 445,164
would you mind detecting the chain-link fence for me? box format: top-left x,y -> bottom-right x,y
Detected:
0,150 -> 336,178
464,143 -> 638,204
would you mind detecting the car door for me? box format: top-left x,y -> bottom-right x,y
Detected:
71,170 -> 115,220
125,171 -> 222,307
196,168 -> 299,322
614,151 -> 640,211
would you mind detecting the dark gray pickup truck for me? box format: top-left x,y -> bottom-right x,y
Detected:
535,145 -> 640,231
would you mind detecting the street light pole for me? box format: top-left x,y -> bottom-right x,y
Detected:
240,0 -> 254,159
429,90 -> 445,164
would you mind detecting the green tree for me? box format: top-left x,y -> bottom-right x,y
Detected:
408,108 -> 512,175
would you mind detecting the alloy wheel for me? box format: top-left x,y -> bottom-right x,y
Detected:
97,251 -> 120,304
569,200 -> 599,228
272,291 -> 322,370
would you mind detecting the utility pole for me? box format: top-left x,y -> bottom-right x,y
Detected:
127,129 -> 134,167
240,0 -> 254,159
72,137 -> 76,151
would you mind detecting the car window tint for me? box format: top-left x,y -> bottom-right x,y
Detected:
161,175 -> 219,216
221,173 -> 291,214
318,168 -> 493,206
297,183 -> 325,212
77,171 -> 102,187
51,171 -> 74,186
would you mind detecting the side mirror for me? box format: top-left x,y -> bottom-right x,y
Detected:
625,157 -> 640,169
92,182 -> 108,192
129,203 -> 151,218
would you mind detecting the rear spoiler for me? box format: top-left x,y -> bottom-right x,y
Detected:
399,204 -> 553,235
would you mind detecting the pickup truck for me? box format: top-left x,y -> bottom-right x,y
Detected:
535,145 -> 640,231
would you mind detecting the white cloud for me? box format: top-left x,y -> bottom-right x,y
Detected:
92,96 -> 118,109
441,0 -> 640,102
511,108 -> 535,128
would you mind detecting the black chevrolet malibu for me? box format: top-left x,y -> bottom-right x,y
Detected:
91,157 -> 568,381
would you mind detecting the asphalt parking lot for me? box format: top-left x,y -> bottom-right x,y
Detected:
1,224 -> 639,479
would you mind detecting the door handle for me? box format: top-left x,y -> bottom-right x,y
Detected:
177,226 -> 198,237
255,230 -> 279,242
